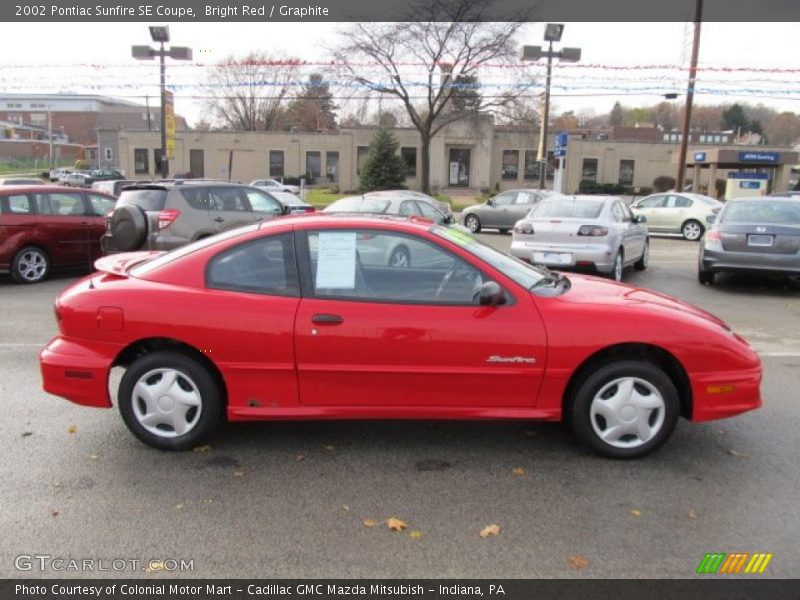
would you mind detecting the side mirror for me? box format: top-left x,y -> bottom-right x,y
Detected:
634,215 -> 647,224
706,214 -> 716,224
486,197 -> 494,206
283,205 -> 294,215
478,281 -> 505,306
444,214 -> 455,225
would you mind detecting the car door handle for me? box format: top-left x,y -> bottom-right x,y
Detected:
311,314 -> 344,325
213,217 -> 225,223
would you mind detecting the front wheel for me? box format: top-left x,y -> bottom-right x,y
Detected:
634,241 -> 649,271
682,220 -> 704,241
11,246 -> 50,283
118,351 -> 222,451
464,214 -> 481,233
569,361 -> 680,458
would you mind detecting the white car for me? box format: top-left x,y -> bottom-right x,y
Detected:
250,179 -> 300,194
631,192 -> 723,241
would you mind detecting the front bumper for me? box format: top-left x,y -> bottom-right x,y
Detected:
40,337 -> 113,408
690,364 -> 762,422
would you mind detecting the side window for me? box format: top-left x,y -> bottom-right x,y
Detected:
1,194 -> 33,215
245,189 -> 282,214
39,193 -> 86,216
180,187 -> 211,210
210,188 -> 247,212
415,201 -> 444,223
87,194 -> 115,216
398,201 -> 419,217
307,230 -> 485,305
206,233 -> 298,296
611,202 -> 625,222
492,193 -> 513,207
675,196 -> 692,208
665,195 -> 679,208
513,192 -> 534,205
621,203 -> 635,222
638,195 -> 665,209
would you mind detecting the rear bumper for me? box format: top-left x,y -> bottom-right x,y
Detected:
510,240 -> 615,272
690,365 -> 762,421
700,247 -> 800,276
39,337 -> 113,408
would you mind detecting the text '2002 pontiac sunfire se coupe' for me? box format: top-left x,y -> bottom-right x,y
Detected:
40,214 -> 761,458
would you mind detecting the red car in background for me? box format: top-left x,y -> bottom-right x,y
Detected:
40,215 -> 762,458
0,186 -> 116,283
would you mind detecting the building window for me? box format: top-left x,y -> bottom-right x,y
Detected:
269,151 -> 284,178
306,151 -> 321,180
326,151 -> 339,183
104,147 -> 113,162
619,160 -> 634,186
190,149 -> 205,178
154,148 -> 166,175
582,158 -> 598,183
501,150 -> 519,180
401,147 -> 417,178
524,150 -> 538,180
134,148 -> 149,174
357,146 -> 370,175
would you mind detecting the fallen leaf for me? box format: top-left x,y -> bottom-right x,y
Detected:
688,509 -> 698,519
192,445 -> 211,453
362,518 -> 376,528
409,530 -> 423,539
324,445 -> 335,451
512,467 -> 526,476
629,509 -> 642,517
51,510 -> 59,517
66,425 -> 76,434
21,431 -> 33,437
233,470 -> 244,477
479,524 -> 501,538
295,453 -> 306,461
175,503 -> 185,511
342,505 -> 350,512
717,429 -> 727,435
568,554 -> 590,569
89,453 -> 98,460
727,449 -> 748,457
387,517 -> 407,532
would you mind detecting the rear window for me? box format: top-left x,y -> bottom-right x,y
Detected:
325,196 -> 391,213
531,198 -> 604,219
722,201 -> 800,225
117,188 -> 167,212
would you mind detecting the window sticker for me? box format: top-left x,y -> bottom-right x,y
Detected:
316,232 -> 357,289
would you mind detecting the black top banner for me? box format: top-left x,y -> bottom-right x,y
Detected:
3,0 -> 800,22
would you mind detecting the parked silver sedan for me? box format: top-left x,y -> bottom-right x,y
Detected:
698,196 -> 800,285
631,192 -> 722,241
462,189 -> 559,234
510,195 -> 649,281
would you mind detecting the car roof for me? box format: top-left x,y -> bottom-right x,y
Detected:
0,184 -> 95,194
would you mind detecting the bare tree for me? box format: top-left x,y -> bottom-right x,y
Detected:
332,0 -> 532,193
203,53 -> 300,131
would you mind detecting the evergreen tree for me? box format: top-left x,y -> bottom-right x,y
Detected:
358,129 -> 407,192
288,73 -> 338,131
608,101 -> 624,127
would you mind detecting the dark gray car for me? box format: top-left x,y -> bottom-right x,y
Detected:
462,189 -> 560,233
698,196 -> 800,285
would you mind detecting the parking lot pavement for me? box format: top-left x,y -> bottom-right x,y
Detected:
1,237 -> 798,578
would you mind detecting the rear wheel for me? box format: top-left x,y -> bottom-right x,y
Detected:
388,246 -> 411,268
610,251 -> 624,281
569,360 -> 679,458
498,228 -> 510,235
698,268 -> 716,285
682,219 -> 704,241
118,351 -> 222,451
11,246 -> 50,283
464,214 -> 481,233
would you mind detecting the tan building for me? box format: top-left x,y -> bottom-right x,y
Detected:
102,120 -> 796,197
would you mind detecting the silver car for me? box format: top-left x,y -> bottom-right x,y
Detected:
364,190 -> 453,218
698,196 -> 800,285
462,189 -> 559,233
631,192 -> 723,241
250,178 -> 300,194
510,195 -> 649,281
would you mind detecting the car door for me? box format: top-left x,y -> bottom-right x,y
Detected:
293,227 -> 547,408
613,200 -> 646,263
244,188 -> 284,221
480,192 -> 515,229
85,193 -> 116,261
669,195 -> 694,232
633,194 -> 666,231
34,191 -> 92,267
207,186 -> 261,232
505,191 -> 539,227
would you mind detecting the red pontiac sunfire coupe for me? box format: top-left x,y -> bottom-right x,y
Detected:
40,214 -> 762,458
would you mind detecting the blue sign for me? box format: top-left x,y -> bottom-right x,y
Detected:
738,151 -> 780,163
728,172 -> 769,180
554,148 -> 567,158
693,152 -> 706,162
555,132 -> 569,149
739,181 -> 761,189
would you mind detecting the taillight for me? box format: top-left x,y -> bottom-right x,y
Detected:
705,230 -> 721,242
513,222 -> 534,235
158,208 -> 180,230
577,225 -> 609,236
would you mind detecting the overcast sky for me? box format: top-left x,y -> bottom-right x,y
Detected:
0,21 -> 797,126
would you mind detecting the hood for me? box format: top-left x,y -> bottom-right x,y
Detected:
560,274 -> 730,329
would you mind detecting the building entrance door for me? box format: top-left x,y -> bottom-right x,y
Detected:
448,148 -> 471,187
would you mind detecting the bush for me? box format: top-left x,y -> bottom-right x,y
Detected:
652,175 -> 676,193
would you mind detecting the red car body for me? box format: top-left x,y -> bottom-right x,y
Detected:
40,215 -> 761,456
1,185 -> 116,283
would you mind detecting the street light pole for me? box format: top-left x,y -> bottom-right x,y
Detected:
159,40 -> 167,179
522,24 -> 581,191
676,0 -> 703,192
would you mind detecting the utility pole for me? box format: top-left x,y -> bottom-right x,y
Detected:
676,0 -> 703,192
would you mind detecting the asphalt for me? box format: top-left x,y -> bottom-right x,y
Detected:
1,235 -> 798,579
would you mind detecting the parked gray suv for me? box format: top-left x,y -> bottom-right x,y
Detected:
101,182 -> 288,253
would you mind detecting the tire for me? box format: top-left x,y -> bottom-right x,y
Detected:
464,214 -> 481,233
109,205 -> 148,252
11,246 -> 50,283
388,245 -> 411,268
682,219 -> 704,241
698,268 -> 716,285
610,250 -> 624,282
498,228 -> 510,235
118,351 -> 222,451
569,360 -> 680,458
634,240 -> 649,271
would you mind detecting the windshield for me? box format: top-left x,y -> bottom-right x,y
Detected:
129,224 -> 260,277
722,200 -> 800,225
531,198 -> 605,219
431,226 -> 548,290
325,196 -> 390,213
